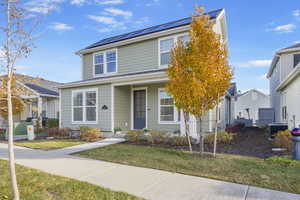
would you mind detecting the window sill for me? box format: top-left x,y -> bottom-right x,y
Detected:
158,121 -> 180,125
71,121 -> 98,125
94,72 -> 117,77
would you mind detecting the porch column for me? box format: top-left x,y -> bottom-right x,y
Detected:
37,96 -> 43,127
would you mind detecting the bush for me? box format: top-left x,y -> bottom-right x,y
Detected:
266,156 -> 299,167
46,127 -> 71,138
80,126 -> 102,142
125,130 -> 144,143
273,130 -> 292,151
46,118 -> 59,128
168,136 -> 193,146
204,131 -> 233,147
147,130 -> 169,145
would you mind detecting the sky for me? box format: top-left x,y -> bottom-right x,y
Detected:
4,0 -> 300,94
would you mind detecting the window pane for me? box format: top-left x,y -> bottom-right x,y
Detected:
106,51 -> 116,62
86,107 -> 96,121
95,54 -> 104,64
160,90 -> 173,105
107,62 -> 116,72
160,107 -> 174,121
95,64 -> 104,74
73,92 -> 83,106
294,54 -> 300,68
178,35 -> 190,45
73,107 -> 83,121
160,52 -> 171,65
86,92 -> 96,106
160,38 -> 174,52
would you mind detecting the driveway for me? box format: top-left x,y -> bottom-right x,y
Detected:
0,139 -> 299,200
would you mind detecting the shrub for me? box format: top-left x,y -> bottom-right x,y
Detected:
125,130 -> 144,143
273,130 -> 292,151
204,131 -> 233,147
266,156 -> 300,167
80,126 -> 102,142
168,136 -> 193,146
46,118 -> 59,128
147,130 -> 169,145
46,127 -> 71,138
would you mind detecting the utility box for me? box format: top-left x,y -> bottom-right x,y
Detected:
257,108 -> 274,127
27,125 -> 35,141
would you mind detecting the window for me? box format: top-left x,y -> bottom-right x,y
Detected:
158,89 -> 180,123
294,54 -> 300,68
94,49 -> 117,76
159,34 -> 190,67
72,89 -> 97,123
282,106 -> 287,121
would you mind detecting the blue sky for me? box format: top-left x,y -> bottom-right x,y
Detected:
13,0 -> 300,93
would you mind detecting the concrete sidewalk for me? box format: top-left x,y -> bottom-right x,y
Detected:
0,142 -> 299,200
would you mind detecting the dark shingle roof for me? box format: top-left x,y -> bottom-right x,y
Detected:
281,43 -> 300,50
84,9 -> 223,50
227,83 -> 237,96
25,83 -> 59,96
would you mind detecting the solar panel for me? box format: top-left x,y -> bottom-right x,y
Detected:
85,9 -> 223,50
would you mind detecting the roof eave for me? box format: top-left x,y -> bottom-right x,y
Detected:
276,47 -> 300,54
267,54 -> 279,78
276,64 -> 300,91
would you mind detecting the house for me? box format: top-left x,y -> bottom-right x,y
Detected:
0,74 -> 61,128
234,89 -> 270,123
59,9 -> 232,139
267,43 -> 300,129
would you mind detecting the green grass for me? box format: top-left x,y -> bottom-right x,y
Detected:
74,144 -> 300,194
0,159 -> 142,200
14,139 -> 87,150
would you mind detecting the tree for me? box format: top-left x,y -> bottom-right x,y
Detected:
0,1 -> 44,199
167,6 -> 232,155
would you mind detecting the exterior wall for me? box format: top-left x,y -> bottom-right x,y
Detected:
46,98 -> 59,119
270,59 -> 281,122
234,90 -> 270,122
60,84 -> 112,131
282,75 -> 300,128
114,85 -> 131,131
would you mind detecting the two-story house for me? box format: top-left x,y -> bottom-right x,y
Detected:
59,9 -> 233,139
267,43 -> 300,129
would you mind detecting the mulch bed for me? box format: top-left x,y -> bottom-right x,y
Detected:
126,127 -> 290,158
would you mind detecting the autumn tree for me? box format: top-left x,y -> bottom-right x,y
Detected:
167,6 -> 232,154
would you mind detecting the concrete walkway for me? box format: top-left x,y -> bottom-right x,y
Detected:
0,141 -> 299,200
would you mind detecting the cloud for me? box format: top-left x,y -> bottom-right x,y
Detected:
237,60 -> 272,68
293,10 -> 300,17
271,24 -> 296,33
295,40 -> 300,44
104,8 -> 133,19
87,15 -> 118,25
146,0 -> 160,6
70,0 -> 86,5
259,73 -> 267,80
25,0 -> 64,14
97,0 -> 124,5
48,22 -> 73,31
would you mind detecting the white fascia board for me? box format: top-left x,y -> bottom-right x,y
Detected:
276,65 -> 300,91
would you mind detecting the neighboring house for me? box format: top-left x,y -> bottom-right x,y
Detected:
234,89 -> 270,123
59,9 -> 232,139
267,43 -> 300,129
0,74 -> 61,128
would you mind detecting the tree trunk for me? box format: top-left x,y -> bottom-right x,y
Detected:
183,112 -> 192,152
6,1 -> 20,199
213,102 -> 219,157
198,116 -> 204,154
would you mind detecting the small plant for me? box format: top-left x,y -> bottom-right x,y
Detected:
168,136 -> 193,146
125,130 -> 144,143
143,128 -> 150,133
204,131 -> 233,147
46,127 -> 71,138
46,118 -> 59,128
114,127 -> 122,134
273,130 -> 292,151
148,130 -> 169,145
80,126 -> 102,142
266,156 -> 300,167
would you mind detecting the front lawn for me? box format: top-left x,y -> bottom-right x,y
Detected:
14,139 -> 87,150
74,144 -> 300,194
0,159 -> 141,200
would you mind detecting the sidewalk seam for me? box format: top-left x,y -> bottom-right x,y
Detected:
243,186 -> 250,200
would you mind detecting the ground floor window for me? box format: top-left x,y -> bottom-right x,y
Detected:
72,88 -> 97,123
158,88 -> 180,123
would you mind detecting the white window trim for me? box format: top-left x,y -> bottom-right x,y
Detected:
71,88 -> 98,124
131,87 -> 148,130
158,88 -> 180,124
158,33 -> 189,69
93,48 -> 118,77
293,52 -> 300,68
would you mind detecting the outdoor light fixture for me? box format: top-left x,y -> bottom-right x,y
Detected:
102,105 -> 108,110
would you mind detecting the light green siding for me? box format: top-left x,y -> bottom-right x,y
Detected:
60,84 -> 112,131
82,54 -> 93,80
114,85 -> 131,131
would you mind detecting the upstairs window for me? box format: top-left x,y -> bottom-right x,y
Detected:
159,34 -> 190,67
94,49 -> 117,76
294,54 -> 300,68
